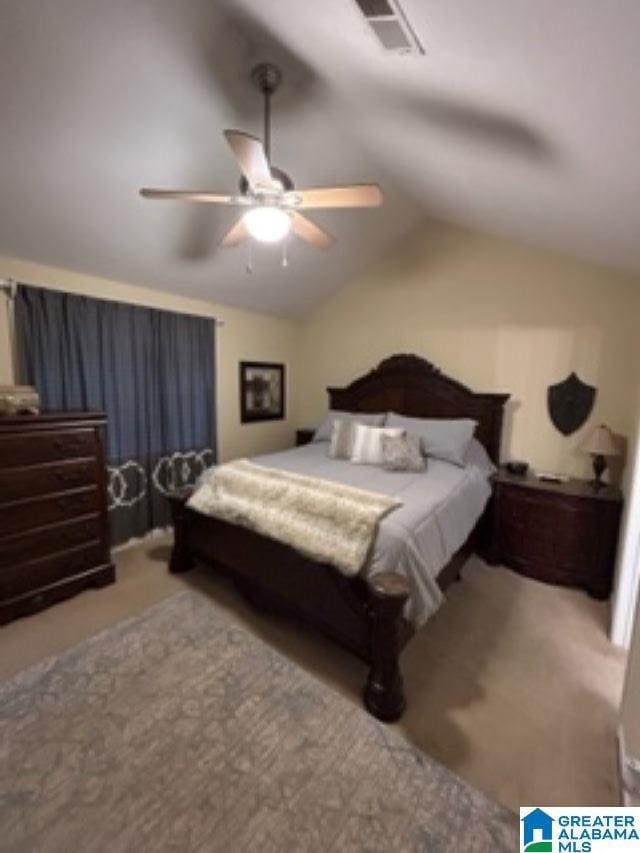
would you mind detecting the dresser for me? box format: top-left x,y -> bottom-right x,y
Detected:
487,470 -> 622,599
0,412 -> 115,624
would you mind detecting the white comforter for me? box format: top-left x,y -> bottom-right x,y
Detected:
252,442 -> 493,627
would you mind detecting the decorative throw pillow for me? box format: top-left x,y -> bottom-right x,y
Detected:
381,433 -> 426,472
385,413 -> 477,467
328,418 -> 359,459
313,410 -> 386,442
349,424 -> 405,465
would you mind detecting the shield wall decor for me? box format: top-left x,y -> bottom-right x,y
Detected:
547,372 -> 596,436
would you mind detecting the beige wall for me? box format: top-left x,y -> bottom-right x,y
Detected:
0,256 -> 300,462
3,221 -> 640,478
297,220 -> 640,479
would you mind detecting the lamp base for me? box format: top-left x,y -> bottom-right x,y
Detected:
591,453 -> 606,490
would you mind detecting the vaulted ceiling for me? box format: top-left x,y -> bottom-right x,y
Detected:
1,0 -> 639,317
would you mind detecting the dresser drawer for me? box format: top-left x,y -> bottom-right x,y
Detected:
0,429 -> 97,469
0,541 -> 106,598
0,457 -> 98,504
0,487 -> 101,537
0,413 -> 113,623
0,514 -> 103,568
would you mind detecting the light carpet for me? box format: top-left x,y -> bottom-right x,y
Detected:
0,591 -> 517,852
0,534 -> 626,811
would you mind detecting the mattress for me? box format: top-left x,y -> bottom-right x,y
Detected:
252,441 -> 493,626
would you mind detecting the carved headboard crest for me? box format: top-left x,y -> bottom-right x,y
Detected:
327,354 -> 509,463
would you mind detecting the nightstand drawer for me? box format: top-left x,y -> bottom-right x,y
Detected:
499,490 -> 605,570
296,429 -> 315,447
490,474 -> 622,598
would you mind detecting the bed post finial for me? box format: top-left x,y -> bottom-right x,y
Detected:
364,571 -> 410,722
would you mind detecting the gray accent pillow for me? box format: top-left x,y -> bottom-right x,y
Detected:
381,433 -> 426,472
464,438 -> 496,474
328,419 -> 358,459
385,413 -> 477,467
313,410 -> 386,442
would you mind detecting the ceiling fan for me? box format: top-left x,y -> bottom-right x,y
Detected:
140,63 -> 382,250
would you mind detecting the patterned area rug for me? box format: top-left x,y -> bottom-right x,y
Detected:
0,591 -> 518,852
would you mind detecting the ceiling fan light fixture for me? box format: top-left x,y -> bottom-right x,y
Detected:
140,63 -> 382,255
243,206 -> 291,243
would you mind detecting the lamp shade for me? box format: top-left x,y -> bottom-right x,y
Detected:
583,424 -> 619,456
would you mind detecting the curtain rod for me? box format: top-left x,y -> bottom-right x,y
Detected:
0,279 -> 17,298
0,278 -> 225,327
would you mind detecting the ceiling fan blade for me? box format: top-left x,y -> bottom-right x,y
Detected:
286,184 -> 383,209
223,130 -> 275,191
291,213 -> 335,249
140,189 -> 243,204
220,217 -> 249,248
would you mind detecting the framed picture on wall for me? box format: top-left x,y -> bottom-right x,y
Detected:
240,361 -> 286,423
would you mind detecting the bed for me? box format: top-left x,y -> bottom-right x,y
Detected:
168,354 -> 509,721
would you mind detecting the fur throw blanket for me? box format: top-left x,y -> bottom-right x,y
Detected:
187,460 -> 402,576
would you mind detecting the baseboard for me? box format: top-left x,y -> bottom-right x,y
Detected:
618,725 -> 640,805
112,525 -> 172,554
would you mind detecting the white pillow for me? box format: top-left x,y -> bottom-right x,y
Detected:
313,410 -> 386,442
350,424 -> 405,465
328,418 -> 358,459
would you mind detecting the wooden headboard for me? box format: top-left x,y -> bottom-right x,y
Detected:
327,354 -> 510,464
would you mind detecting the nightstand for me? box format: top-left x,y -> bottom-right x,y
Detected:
296,429 -> 315,447
487,470 -> 623,599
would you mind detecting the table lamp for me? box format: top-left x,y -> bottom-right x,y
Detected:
583,424 -> 619,489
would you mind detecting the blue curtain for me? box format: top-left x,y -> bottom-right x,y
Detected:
15,284 -> 216,545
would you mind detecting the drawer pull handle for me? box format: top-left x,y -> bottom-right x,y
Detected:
53,437 -> 87,452
54,470 -> 83,484
61,524 -> 93,543
57,496 -> 86,509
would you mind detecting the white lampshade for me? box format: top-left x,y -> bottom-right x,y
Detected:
243,207 -> 291,243
583,424 -> 619,457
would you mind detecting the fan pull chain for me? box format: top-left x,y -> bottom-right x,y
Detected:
281,236 -> 289,268
246,240 -> 253,274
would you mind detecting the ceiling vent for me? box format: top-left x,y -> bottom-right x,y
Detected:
354,0 -> 425,55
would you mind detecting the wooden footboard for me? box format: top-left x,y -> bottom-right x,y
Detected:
168,490 -> 415,721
